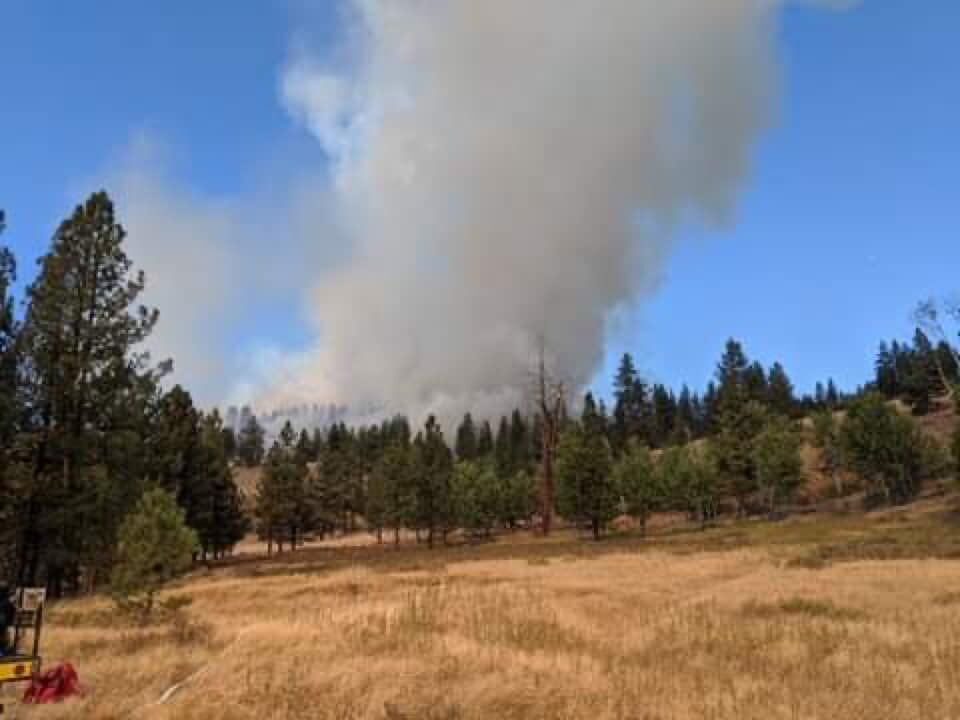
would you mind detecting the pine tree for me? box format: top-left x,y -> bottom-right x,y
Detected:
744,361 -> 768,406
814,381 -> 827,408
581,392 -> 607,438
509,409 -> 530,475
451,461 -> 500,539
494,415 -> 512,479
875,342 -> 897,396
499,470 -> 537,530
766,362 -> 796,417
197,411 -> 248,559
753,415 -> 803,512
675,385 -> 695,443
254,444 -> 285,554
369,441 -> 413,545
716,339 -> 749,409
712,400 -> 768,516
825,379 -> 840,409
110,488 -> 197,617
237,414 -> 266,467
411,416 -> 453,548
365,457 -> 391,544
811,409 -> 844,496
255,423 -> 309,553
152,385 -> 202,496
611,353 -> 645,453
839,393 -> 940,505
710,341 -> 765,514
892,340 -> 911,396
221,426 -> 237,462
529,412 -> 544,464
455,412 -> 478,461
476,420 -> 495,458
702,382 -> 720,435
295,428 -> 315,465
906,329 -> 938,415
614,445 -> 659,536
650,384 -> 676,447
658,446 -> 719,530
0,210 -> 17,448
0,211 -> 22,579
555,400 -> 616,540
315,423 -> 357,535
17,191 -> 163,594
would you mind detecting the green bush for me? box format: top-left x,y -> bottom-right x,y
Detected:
450,461 -> 500,538
839,393 -> 943,505
753,415 -> 803,512
111,488 -> 198,617
614,445 -> 660,536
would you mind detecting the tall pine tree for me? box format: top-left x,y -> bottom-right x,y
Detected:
17,192 -> 163,593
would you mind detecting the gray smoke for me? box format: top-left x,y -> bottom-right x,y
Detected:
150,1 -> 859,421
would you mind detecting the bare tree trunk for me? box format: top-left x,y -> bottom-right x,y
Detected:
535,340 -> 564,537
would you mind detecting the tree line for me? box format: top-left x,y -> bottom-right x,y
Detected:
250,334 -> 958,546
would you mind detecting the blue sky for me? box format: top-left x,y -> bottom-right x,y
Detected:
2,1 -> 958,407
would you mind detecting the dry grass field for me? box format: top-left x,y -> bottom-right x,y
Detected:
4,497 -> 960,720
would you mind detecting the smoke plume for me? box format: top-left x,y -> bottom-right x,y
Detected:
270,0 -> 791,423
130,0 -> 854,422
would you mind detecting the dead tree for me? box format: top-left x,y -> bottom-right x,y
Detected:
914,299 -> 960,401
534,339 -> 565,536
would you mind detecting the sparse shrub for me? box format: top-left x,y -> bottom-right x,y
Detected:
111,488 -> 198,617
169,613 -> 214,646
159,594 -> 194,614
933,591 -> 960,606
742,597 -> 865,622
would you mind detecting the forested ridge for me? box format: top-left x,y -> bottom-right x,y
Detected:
1,193 -> 958,596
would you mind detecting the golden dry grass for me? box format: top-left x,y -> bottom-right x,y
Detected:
5,503 -> 960,719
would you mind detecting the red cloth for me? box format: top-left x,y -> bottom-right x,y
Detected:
22,662 -> 82,704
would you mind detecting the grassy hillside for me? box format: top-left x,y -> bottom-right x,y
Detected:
5,493 -> 960,719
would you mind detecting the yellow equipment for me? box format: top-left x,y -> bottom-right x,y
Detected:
0,588 -> 45,713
